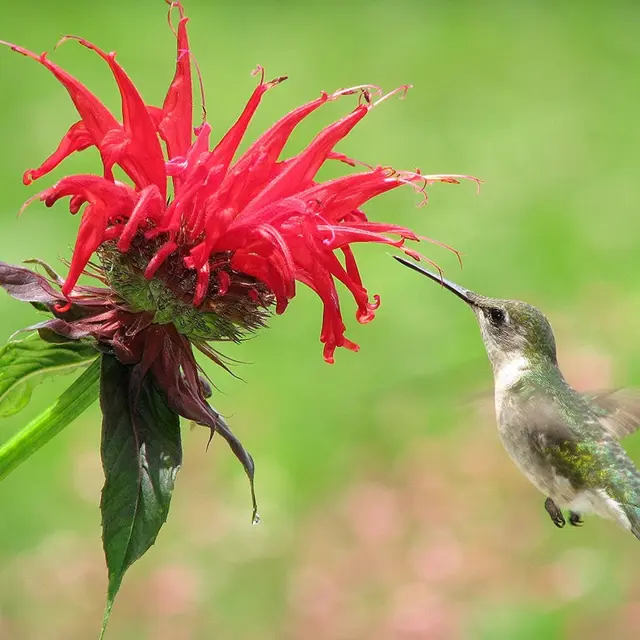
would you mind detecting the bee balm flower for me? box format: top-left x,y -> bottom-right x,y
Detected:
1,1 -> 477,364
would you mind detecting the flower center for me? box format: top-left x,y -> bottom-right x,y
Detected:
98,238 -> 273,343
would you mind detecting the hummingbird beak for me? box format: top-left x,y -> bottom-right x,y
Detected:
393,256 -> 478,306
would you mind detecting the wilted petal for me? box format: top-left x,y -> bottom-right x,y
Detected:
147,326 -> 258,518
0,261 -> 65,305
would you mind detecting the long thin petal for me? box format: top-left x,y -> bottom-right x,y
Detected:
23,121 -> 93,186
0,40 -> 121,179
216,92 -> 331,212
66,37 -> 167,196
158,15 -> 193,161
242,104 -> 369,214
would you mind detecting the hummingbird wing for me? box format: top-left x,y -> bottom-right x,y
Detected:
585,389 -> 640,439
503,386 -> 633,490
519,392 -> 640,537
500,373 -> 640,537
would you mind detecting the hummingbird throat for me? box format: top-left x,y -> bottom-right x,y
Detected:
494,356 -> 530,393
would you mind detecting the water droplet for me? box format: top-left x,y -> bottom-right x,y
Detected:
252,512 -> 261,525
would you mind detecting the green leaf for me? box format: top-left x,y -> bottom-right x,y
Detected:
0,332 -> 98,418
0,358 -> 100,481
99,355 -> 182,639
0,382 -> 33,418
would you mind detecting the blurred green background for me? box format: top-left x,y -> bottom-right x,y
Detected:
1,0 -> 640,638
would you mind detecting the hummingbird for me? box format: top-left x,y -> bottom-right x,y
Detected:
394,255 -> 640,539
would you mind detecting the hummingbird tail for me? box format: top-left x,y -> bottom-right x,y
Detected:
608,461 -> 640,539
622,505 -> 640,540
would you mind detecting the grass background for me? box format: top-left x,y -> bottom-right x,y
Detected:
1,0 -> 640,638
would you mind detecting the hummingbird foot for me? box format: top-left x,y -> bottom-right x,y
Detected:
569,511 -> 584,527
544,497 -> 566,528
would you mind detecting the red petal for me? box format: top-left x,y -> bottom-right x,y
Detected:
192,74 -> 287,222
216,92 -> 330,211
23,121 -> 92,185
289,168 -> 401,223
231,251 -> 291,313
40,174 -> 136,210
0,40 -> 121,173
117,184 -> 164,251
38,175 -> 136,296
243,104 -> 369,214
217,270 -> 231,296
145,240 -> 179,279
63,205 -> 108,297
158,16 -> 193,162
193,262 -> 210,306
68,37 -> 167,196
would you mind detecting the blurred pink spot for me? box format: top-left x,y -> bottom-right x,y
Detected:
623,602 -> 640,633
148,564 -> 201,616
289,565 -> 344,618
561,347 -> 612,392
410,539 -> 464,584
386,583 -> 459,639
342,481 -> 402,545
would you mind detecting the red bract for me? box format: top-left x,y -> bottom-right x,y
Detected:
1,1 -> 479,363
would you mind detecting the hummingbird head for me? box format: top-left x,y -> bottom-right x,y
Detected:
394,256 -> 558,372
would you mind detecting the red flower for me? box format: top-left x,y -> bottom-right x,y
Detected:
1,1 -> 478,363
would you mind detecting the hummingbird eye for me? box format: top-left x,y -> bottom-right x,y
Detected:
487,307 -> 506,326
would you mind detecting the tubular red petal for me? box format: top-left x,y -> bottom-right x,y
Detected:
197,75 -> 286,206
217,270 -> 231,296
316,249 -> 373,322
231,251 -> 291,312
243,104 -> 369,214
54,301 -> 73,314
155,123 -> 211,234
317,224 -> 410,249
158,16 -> 193,162
23,121 -> 93,185
327,150 -> 371,169
216,92 -> 330,210
144,240 -> 179,279
193,262 -> 210,306
117,184 -> 164,251
160,161 -> 209,235
290,169 -> 401,223
40,174 -> 136,211
0,40 -> 121,169
255,224 -> 296,285
62,204 -> 108,296
67,37 -> 167,196
69,194 -> 86,214
187,205 -> 235,269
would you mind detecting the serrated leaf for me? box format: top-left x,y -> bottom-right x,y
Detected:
99,355 -> 182,639
0,332 -> 98,418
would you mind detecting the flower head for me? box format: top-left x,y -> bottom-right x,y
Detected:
1,1 -> 478,364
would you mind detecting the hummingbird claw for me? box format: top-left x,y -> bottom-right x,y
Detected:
569,511 -> 584,527
544,497 -> 566,528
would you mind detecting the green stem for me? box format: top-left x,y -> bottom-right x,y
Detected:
0,357 -> 100,481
